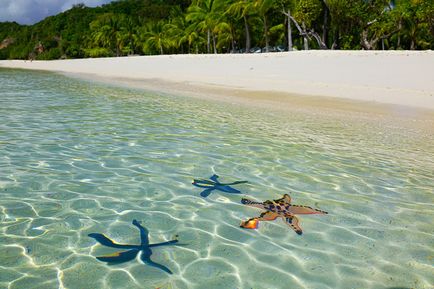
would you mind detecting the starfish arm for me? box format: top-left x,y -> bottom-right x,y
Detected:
88,233 -> 138,249
283,214 -> 303,235
193,182 -> 214,189
240,217 -> 259,229
132,220 -> 150,246
209,174 -> 220,183
240,198 -> 265,209
223,180 -> 248,186
288,205 -> 328,215
200,188 -> 214,197
274,194 -> 292,204
218,185 -> 241,194
149,239 -> 178,247
257,211 -> 280,221
240,211 -> 279,229
193,179 -> 216,186
141,255 -> 173,274
95,249 -> 140,263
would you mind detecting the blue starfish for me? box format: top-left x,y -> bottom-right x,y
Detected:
192,174 -> 248,197
88,220 -> 181,274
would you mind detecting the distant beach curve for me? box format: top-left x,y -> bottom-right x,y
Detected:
1,50 -> 433,110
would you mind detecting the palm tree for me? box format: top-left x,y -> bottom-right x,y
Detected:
88,15 -> 112,54
164,10 -> 187,53
278,0 -> 294,51
253,0 -> 276,52
179,24 -> 206,53
214,21 -> 233,52
120,16 -> 139,55
142,21 -> 174,55
88,13 -> 127,56
186,0 -> 225,54
226,0 -> 256,52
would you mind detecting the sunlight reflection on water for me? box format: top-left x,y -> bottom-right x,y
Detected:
0,68 -> 433,289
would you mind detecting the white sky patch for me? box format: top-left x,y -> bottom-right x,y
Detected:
0,0 -> 115,25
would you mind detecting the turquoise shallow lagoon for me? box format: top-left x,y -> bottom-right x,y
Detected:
0,68 -> 433,289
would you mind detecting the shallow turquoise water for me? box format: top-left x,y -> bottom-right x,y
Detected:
0,68 -> 433,289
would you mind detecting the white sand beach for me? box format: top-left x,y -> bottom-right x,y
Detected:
1,50 -> 434,113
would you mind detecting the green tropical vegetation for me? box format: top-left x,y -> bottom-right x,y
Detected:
0,0 -> 433,60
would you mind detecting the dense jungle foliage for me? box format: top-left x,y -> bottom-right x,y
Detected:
0,0 -> 433,60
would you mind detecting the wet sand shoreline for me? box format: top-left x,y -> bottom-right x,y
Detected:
1,50 -> 433,121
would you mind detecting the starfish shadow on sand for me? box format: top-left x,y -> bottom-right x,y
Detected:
88,220 -> 183,274
192,174 -> 248,198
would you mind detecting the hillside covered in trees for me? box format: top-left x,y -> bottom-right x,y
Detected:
0,0 -> 433,60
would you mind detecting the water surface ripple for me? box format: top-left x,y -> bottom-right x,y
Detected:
0,69 -> 433,289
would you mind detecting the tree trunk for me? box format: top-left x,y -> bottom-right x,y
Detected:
287,9 -> 293,51
361,30 -> 373,50
362,28 -> 399,50
410,27 -> 416,50
310,30 -> 327,49
207,29 -> 211,53
302,22 -> 309,50
212,33 -> 217,54
264,16 -> 270,52
322,2 -> 329,46
288,15 -> 309,50
331,28 -> 340,49
231,27 -> 236,53
243,15 -> 251,53
396,19 -> 402,49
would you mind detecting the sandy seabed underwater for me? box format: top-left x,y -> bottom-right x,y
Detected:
0,68 -> 433,289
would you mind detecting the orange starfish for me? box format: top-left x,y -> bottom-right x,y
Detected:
240,194 -> 328,235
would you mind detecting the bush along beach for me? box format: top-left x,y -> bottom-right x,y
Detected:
0,0 -> 433,60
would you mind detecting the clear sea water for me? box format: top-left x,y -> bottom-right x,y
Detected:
0,68 -> 433,289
